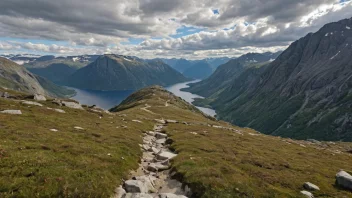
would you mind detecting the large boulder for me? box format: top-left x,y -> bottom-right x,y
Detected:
34,94 -> 46,101
303,182 -> 320,191
124,180 -> 148,193
0,110 -> 22,115
336,170 -> 352,190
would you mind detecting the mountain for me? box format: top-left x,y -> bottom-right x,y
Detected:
23,55 -> 98,83
172,58 -> 195,73
184,51 -> 281,97
182,60 -> 213,79
198,17 -> 352,141
205,57 -> 231,70
64,54 -> 188,90
0,57 -> 75,97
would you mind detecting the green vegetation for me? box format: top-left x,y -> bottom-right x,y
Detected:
1,86 -> 352,197
0,92 -> 153,197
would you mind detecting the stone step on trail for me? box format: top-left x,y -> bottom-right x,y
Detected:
115,120 -> 190,198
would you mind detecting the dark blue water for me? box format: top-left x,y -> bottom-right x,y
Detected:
69,81 -> 216,116
70,88 -> 134,110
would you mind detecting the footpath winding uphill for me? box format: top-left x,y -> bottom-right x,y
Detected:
115,119 -> 190,198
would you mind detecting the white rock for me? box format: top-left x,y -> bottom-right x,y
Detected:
124,193 -> 153,198
34,94 -> 46,101
50,129 -> 58,132
61,101 -> 83,110
300,191 -> 314,198
157,151 -> 177,160
134,175 -> 156,192
0,110 -> 22,115
114,185 -> 126,198
74,126 -> 84,130
336,170 -> 352,190
155,119 -> 166,124
142,145 -> 150,151
21,101 -> 43,107
54,109 -> 66,113
124,180 -> 148,193
303,182 -> 320,191
156,138 -> 166,145
158,194 -> 188,198
166,120 -> 178,123
147,163 -> 169,172
155,132 -> 167,139
147,131 -> 155,136
132,120 -> 142,123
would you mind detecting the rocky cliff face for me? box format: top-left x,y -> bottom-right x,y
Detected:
184,52 -> 280,97
206,17 -> 352,141
0,57 -> 74,97
65,54 -> 188,90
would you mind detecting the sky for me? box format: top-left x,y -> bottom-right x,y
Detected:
0,0 -> 351,59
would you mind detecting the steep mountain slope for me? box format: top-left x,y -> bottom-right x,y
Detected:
28,63 -> 77,84
0,57 -> 75,97
65,54 -> 188,90
205,57 -> 231,70
206,17 -> 352,141
184,52 -> 281,97
172,59 -> 195,73
182,60 -> 213,79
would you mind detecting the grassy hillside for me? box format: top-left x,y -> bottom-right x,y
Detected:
1,86 -> 352,197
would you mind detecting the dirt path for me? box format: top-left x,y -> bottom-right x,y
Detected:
140,104 -> 156,115
114,120 -> 191,198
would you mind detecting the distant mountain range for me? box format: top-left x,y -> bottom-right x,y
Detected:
159,57 -> 231,79
64,54 -> 188,90
0,57 -> 75,98
184,51 -> 281,97
191,17 -> 352,141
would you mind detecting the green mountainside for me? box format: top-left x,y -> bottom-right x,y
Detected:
193,17 -> 352,141
64,54 -> 188,91
0,58 -> 74,98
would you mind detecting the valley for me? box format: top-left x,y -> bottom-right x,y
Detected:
0,3 -> 352,197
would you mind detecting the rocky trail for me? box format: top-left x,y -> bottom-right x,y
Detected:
114,119 -> 191,198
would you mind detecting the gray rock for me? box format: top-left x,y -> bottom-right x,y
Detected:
158,193 -> 188,198
166,120 -> 178,123
0,92 -> 9,98
124,180 -> 148,193
133,175 -> 156,192
157,151 -> 177,160
52,99 -> 62,106
336,170 -> 352,190
113,185 -> 126,198
54,109 -> 66,113
156,139 -> 166,145
155,132 -> 167,139
303,182 -> 320,191
61,101 -> 84,110
124,193 -> 153,198
34,94 -> 46,101
300,191 -> 314,198
147,163 -> 169,172
0,110 -> 22,115
155,119 -> 166,124
142,145 -> 151,151
21,100 -> 43,107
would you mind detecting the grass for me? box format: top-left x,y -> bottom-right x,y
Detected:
0,93 -> 154,197
112,86 -> 352,198
1,86 -> 352,197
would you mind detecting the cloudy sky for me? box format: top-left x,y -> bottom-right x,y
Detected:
0,0 -> 351,59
